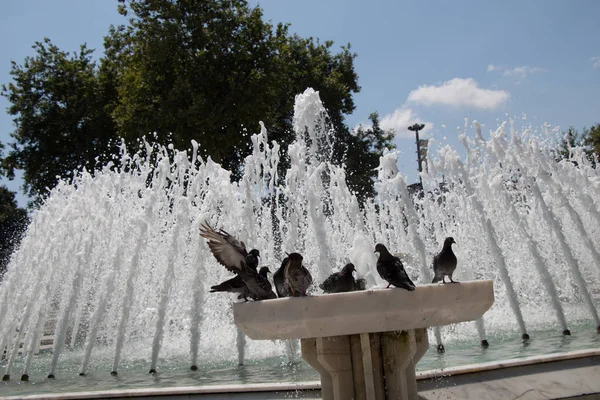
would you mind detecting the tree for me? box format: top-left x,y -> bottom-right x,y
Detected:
583,123 -> 600,158
556,124 -> 599,165
0,186 -> 28,277
345,112 -> 396,204
0,39 -> 118,199
555,126 -> 586,161
108,0 -> 361,177
2,0 -> 394,203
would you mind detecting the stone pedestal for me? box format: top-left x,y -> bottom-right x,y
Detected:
234,280 -> 494,400
301,329 -> 428,400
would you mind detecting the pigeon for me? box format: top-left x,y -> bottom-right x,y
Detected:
238,266 -> 277,300
319,263 -> 356,293
210,275 -> 248,300
274,253 -> 312,297
432,237 -> 458,284
199,222 -> 276,301
273,257 -> 289,298
374,243 -> 416,291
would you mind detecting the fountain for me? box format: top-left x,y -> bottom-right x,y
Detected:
0,88 -> 599,397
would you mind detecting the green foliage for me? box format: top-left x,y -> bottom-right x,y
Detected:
0,39 -> 118,199
2,0 -> 395,203
344,112 -> 396,204
556,126 -> 584,160
0,186 -> 28,277
108,0 -> 362,178
583,123 -> 600,158
556,124 -> 600,165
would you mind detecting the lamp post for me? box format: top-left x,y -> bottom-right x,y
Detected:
408,123 -> 426,185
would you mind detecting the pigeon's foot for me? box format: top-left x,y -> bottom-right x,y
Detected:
2,375 -> 9,382
79,372 -> 86,377
110,371 -> 118,376
480,340 -> 489,348
190,365 -> 198,371
47,374 -> 55,379
386,284 -> 391,288
450,280 -> 459,283
149,369 -> 157,374
562,329 -> 571,336
21,374 -> 29,381
596,325 -> 600,334
521,333 -> 530,341
436,344 -> 445,354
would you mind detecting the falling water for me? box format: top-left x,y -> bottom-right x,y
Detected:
0,88 -> 599,382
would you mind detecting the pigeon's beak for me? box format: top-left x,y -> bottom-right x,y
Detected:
374,251 -> 380,258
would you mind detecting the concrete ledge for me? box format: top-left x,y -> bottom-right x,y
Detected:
234,280 -> 494,340
418,350 -> 600,400
3,350 -> 599,400
0,382 -> 322,400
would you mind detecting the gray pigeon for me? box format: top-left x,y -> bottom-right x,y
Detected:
319,263 -> 356,293
273,257 -> 289,298
432,237 -> 458,283
200,222 -> 276,301
375,243 -> 416,291
282,253 -> 312,297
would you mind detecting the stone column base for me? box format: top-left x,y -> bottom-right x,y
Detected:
301,328 -> 429,400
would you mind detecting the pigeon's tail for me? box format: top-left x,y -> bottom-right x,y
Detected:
210,283 -> 229,292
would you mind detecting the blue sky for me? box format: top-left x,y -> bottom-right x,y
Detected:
1,0 -> 599,206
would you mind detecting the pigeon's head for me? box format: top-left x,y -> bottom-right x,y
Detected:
342,263 -> 356,274
258,266 -> 271,276
444,237 -> 456,247
249,249 -> 260,258
288,253 -> 303,262
374,243 -> 388,257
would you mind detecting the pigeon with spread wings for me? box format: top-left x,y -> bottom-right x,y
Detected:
200,222 -> 275,301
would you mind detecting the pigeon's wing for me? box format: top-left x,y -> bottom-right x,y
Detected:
200,222 -> 247,273
393,257 -> 416,289
377,260 -> 396,283
273,258 -> 289,297
301,265 -> 313,290
432,254 -> 439,274
320,272 -> 339,292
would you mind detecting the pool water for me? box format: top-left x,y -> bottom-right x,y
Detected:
1,322 -> 599,397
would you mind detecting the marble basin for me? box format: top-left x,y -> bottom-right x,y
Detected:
234,280 -> 494,340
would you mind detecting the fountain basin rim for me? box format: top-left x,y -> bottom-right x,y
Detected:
234,280 -> 494,340
4,349 -> 599,400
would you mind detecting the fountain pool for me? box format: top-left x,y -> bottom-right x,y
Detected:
1,88 -> 599,397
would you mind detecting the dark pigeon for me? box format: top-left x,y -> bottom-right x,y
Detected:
374,243 -> 416,291
200,222 -> 276,301
432,237 -> 458,284
273,257 -> 288,298
319,263 -> 356,293
238,266 -> 277,300
282,253 -> 312,297
210,275 -> 248,300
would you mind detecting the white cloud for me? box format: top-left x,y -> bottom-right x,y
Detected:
406,78 -> 510,110
487,64 -> 498,72
379,108 -> 433,139
592,57 -> 600,69
487,64 -> 548,82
